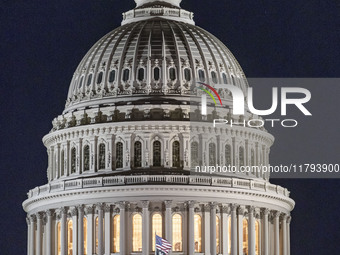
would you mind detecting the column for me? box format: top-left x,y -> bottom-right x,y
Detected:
262,209 -> 269,255
78,206 -> 84,255
118,202 -> 126,255
46,210 -> 54,255
142,201 -> 150,255
274,211 -> 280,255
203,204 -> 210,254
36,213 -> 43,255
230,204 -> 237,255
26,217 -> 31,255
70,207 -> 78,255
85,206 -> 94,255
210,202 -> 217,255
164,200 -> 172,244
282,214 -> 287,255
248,207 -> 255,255
287,216 -> 291,255
30,215 -> 36,255
104,204 -> 111,255
188,201 -> 195,255
222,206 -> 230,255
97,204 -> 104,255
237,206 -> 244,255
61,208 -> 67,255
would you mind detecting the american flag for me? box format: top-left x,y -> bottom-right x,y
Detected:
155,235 -> 172,255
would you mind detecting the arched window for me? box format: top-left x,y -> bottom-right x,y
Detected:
97,72 -> 103,84
61,150 -> 65,176
78,76 -> 84,88
184,68 -> 191,81
222,73 -> 228,84
243,219 -> 248,255
83,218 -> 87,255
154,67 -> 160,81
216,216 -> 220,253
251,149 -> 255,166
83,145 -> 90,172
132,214 -> 142,251
228,217 -> 231,255
137,68 -> 145,81
112,215 -> 120,253
198,69 -> 205,82
191,141 -> 199,167
67,220 -> 73,255
152,214 -> 163,251
209,143 -> 216,166
194,214 -> 202,252
169,67 -> 176,81
211,71 -> 218,83
239,146 -> 245,167
122,69 -> 130,82
172,214 -> 182,251
87,73 -> 93,86
95,217 -> 99,254
153,141 -> 161,167
134,141 -> 142,168
109,70 -> 116,83
255,220 -> 260,255
172,141 -> 180,167
231,75 -> 236,85
225,144 -> 232,166
57,222 -> 61,255
71,147 -> 76,174
116,142 -> 123,169
98,143 -> 106,170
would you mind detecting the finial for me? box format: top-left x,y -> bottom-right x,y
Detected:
134,0 -> 182,8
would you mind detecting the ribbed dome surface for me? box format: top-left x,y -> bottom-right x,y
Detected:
65,18 -> 247,113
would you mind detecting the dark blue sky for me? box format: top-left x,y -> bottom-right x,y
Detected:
0,0 -> 339,253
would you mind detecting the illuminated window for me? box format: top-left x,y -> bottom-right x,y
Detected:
122,69 -> 130,82
228,217 -> 231,255
57,222 -> 61,255
87,73 -> 93,86
172,141 -> 180,167
172,214 -> 182,251
95,217 -> 98,254
209,143 -> 216,166
71,147 -> 76,174
98,143 -> 106,170
154,67 -> 160,81
116,142 -> 123,169
97,72 -> 103,84
109,70 -> 116,83
198,70 -> 205,82
132,214 -> 142,251
134,141 -> 142,168
225,144 -> 232,166
83,145 -> 90,171
239,147 -> 245,167
83,218 -> 87,255
112,215 -> 120,253
255,220 -> 260,255
78,76 -> 84,88
243,219 -> 248,255
216,216 -> 220,253
194,214 -> 202,252
222,73 -> 228,84
67,220 -> 73,255
153,141 -> 161,167
61,150 -> 65,176
184,68 -> 191,81
152,214 -> 163,251
191,142 -> 199,167
211,71 -> 218,83
169,67 -> 176,81
137,68 -> 145,81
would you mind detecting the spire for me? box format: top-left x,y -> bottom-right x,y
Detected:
134,0 -> 182,8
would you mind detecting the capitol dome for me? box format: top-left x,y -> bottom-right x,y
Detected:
23,1 -> 294,255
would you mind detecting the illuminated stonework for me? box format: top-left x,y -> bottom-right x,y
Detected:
23,1 -> 294,255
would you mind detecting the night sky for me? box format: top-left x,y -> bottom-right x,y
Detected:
1,0 -> 339,253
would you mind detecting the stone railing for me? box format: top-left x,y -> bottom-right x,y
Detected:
27,175 -> 290,199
